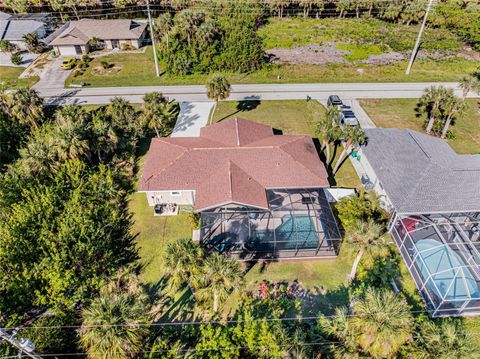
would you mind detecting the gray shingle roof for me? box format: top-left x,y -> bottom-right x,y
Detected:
362,128 -> 480,214
0,19 -> 45,41
50,19 -> 147,46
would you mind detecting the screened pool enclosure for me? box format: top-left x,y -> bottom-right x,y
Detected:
391,212 -> 480,317
200,188 -> 341,259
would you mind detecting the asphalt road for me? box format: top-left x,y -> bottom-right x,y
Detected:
39,82 -> 478,105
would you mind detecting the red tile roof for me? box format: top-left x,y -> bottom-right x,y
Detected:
139,118 -> 329,211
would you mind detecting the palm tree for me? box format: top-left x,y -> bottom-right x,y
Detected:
345,218 -> 388,281
332,125 -> 366,174
418,86 -> 448,134
79,276 -> 151,359
206,74 -> 231,125
459,75 -> 480,99
314,105 -> 342,165
441,93 -> 466,139
142,92 -> 180,137
55,104 -> 90,127
91,109 -> 119,163
8,88 -> 44,130
155,13 -> 173,48
163,238 -> 203,290
350,288 -> 413,357
413,320 -> 476,359
192,252 -> 243,313
53,123 -> 90,161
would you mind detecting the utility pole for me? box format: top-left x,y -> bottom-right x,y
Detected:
146,0 -> 160,77
0,328 -> 41,359
406,0 -> 435,75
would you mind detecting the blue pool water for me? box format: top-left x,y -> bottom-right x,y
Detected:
254,215 -> 319,250
414,238 -> 480,303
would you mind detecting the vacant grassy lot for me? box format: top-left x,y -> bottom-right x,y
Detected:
259,17 -> 464,53
213,99 -> 362,188
360,98 -> 480,154
66,46 -> 478,87
0,66 -> 39,89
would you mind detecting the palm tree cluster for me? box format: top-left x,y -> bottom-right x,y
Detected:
314,105 -> 367,175
320,288 -> 414,358
0,89 -> 181,178
417,80 -> 477,139
80,271 -> 153,359
163,238 -> 243,314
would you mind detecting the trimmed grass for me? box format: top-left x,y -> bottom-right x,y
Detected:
259,17 -> 463,53
213,99 -> 362,189
130,192 -> 193,284
359,98 -> 480,154
65,46 -> 478,87
0,66 -> 39,89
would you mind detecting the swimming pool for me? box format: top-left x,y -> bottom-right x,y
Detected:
414,238 -> 480,304
252,215 -> 319,250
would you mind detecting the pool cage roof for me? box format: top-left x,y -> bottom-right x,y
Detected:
391,211 -> 480,317
200,188 -> 341,260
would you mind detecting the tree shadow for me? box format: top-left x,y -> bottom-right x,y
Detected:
157,285 -> 195,323
218,96 -> 261,121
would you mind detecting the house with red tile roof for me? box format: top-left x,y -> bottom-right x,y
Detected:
139,118 -> 341,259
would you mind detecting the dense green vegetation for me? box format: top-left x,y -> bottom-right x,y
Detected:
154,1 -> 264,75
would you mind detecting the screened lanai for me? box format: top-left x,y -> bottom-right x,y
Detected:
200,188 -> 341,260
391,212 -> 480,317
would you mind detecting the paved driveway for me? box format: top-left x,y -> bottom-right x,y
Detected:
0,51 -> 40,67
171,102 -> 214,137
33,57 -> 73,91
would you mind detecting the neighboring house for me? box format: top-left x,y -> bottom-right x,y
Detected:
0,11 -> 50,50
50,19 -> 147,56
357,128 -> 480,317
139,118 -> 342,260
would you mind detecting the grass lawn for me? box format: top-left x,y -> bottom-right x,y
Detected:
0,66 -> 39,89
130,192 -> 193,284
65,46 -> 478,87
359,98 -> 480,154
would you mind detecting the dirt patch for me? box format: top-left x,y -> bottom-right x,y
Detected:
91,65 -> 123,75
361,51 -> 405,65
266,42 -> 348,65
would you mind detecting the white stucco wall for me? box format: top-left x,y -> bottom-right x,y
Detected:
356,148 -> 394,211
144,190 -> 195,207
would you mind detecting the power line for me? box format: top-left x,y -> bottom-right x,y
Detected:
0,309 -> 440,332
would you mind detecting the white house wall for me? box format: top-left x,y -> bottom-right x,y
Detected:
356,148 -> 394,211
145,190 -> 195,207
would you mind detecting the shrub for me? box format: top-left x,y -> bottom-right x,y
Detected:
10,52 -> 23,65
100,60 -> 111,69
0,39 -> 17,53
81,54 -> 92,63
72,69 -> 85,77
335,190 -> 387,230
120,43 -> 135,51
188,212 -> 201,229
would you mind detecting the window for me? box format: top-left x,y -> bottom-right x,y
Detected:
171,191 -> 181,196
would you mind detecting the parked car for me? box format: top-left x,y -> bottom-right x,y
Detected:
60,57 -> 76,70
327,95 -> 343,108
339,110 -> 360,127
